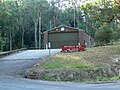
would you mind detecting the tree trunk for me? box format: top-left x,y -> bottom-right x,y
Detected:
85,14 -> 89,34
50,20 -> 52,29
38,15 -> 41,49
74,7 -> 76,27
10,30 -> 12,51
77,9 -> 80,28
34,22 -> 37,49
20,15 -> 24,48
21,29 -> 24,48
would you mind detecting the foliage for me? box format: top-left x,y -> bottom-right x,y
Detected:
0,0 -> 120,51
0,37 -> 5,51
95,23 -> 115,45
81,0 -> 120,39
0,0 -> 86,51
43,75 -> 56,81
110,75 -> 120,81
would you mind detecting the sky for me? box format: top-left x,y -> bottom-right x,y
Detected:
48,0 -> 95,9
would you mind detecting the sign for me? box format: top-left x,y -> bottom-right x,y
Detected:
46,44 -> 48,49
48,42 -> 51,60
48,42 -> 51,48
78,43 -> 80,46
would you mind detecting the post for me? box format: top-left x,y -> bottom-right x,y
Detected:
119,69 -> 120,76
46,44 -> 48,49
48,42 -> 51,60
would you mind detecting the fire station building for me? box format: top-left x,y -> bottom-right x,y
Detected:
44,25 -> 95,49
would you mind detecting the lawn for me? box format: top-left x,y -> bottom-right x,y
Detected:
34,44 -> 120,70
27,44 -> 120,81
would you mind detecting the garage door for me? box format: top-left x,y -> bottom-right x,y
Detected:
48,32 -> 79,48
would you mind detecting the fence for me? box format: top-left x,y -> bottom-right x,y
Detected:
0,48 -> 27,57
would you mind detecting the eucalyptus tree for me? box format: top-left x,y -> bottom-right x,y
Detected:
63,0 -> 79,27
14,0 -> 34,48
27,0 -> 39,49
48,0 -> 59,28
81,0 -> 120,43
0,1 -> 6,51
38,0 -> 49,49
22,0 -> 50,49
95,0 -> 120,39
56,0 -> 85,28
68,0 -> 79,27
81,1 -> 100,36
0,1 -> 19,51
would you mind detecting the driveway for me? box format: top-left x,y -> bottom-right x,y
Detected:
0,49 -> 61,76
0,49 -> 120,90
0,76 -> 120,90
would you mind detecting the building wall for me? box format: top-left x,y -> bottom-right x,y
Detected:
44,32 -> 48,49
81,31 -> 94,47
78,30 -> 84,44
44,26 -> 95,49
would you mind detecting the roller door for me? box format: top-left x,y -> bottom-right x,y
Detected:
48,32 -> 79,48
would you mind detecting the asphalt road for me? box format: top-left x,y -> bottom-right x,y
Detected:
0,49 -> 61,76
0,49 -> 120,90
0,76 -> 120,90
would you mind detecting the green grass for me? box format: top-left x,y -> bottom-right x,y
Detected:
42,57 -> 89,70
110,75 -> 120,81
43,75 -> 56,81
33,44 -> 120,70
96,77 -> 110,81
28,44 -> 120,81
95,75 -> 120,81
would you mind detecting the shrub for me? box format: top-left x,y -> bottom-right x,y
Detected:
95,23 -> 115,45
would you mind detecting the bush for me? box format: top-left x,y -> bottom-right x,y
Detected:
0,37 -> 5,51
95,23 -> 115,45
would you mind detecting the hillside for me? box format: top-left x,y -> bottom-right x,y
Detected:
26,45 -> 120,82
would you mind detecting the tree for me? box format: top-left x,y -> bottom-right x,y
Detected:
95,23 -> 115,45
0,1 -> 19,51
2,0 -> 119,51
81,0 -> 120,39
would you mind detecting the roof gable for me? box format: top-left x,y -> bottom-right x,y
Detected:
44,25 -> 83,33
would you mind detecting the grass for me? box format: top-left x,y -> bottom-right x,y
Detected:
110,75 -> 120,81
28,44 -> 120,81
42,57 -> 89,70
43,75 -> 56,81
80,45 -> 120,67
40,44 -> 120,70
95,75 -> 120,81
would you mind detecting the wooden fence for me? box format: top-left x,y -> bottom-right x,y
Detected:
0,48 -> 27,57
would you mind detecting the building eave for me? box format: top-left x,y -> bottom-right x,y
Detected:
43,25 -> 83,33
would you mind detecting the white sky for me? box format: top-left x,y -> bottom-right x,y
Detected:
48,0 -> 95,9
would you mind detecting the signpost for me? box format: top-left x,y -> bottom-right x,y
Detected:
48,42 -> 51,60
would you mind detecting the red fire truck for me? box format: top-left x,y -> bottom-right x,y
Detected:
61,44 -> 85,52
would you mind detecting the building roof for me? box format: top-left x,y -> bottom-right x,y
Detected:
43,25 -> 83,33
